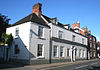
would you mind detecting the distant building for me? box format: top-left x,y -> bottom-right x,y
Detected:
72,22 -> 97,59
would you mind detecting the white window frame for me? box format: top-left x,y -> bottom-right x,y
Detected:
38,26 -> 44,38
60,46 -> 64,57
53,45 -> 58,57
58,31 -> 63,39
37,44 -> 44,58
15,27 -> 19,37
67,48 -> 70,57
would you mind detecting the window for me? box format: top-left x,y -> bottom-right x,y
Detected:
90,37 -> 92,41
83,50 -> 85,57
67,48 -> 70,56
15,27 -> 19,36
75,48 -> 78,56
93,43 -> 95,48
38,26 -> 43,38
90,43 -> 92,48
58,31 -> 63,39
82,38 -> 84,44
60,47 -> 64,57
53,46 -> 58,57
72,35 -> 75,42
94,52 -> 96,57
14,45 -> 19,54
93,37 -> 95,42
37,44 -> 43,57
79,49 -> 81,57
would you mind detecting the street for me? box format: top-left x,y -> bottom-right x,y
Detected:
47,59 -> 100,70
0,59 -> 100,70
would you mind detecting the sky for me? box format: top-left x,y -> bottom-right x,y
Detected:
0,0 -> 100,41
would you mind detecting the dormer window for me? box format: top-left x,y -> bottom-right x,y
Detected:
51,17 -> 58,24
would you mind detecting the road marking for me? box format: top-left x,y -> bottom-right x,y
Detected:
75,65 -> 88,69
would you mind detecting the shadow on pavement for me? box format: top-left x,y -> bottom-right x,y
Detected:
0,62 -> 28,69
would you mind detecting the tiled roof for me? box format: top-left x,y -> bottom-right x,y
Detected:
11,13 -> 50,28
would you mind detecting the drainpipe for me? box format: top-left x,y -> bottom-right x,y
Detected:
49,29 -> 52,64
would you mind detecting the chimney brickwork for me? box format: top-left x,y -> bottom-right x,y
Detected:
32,3 -> 42,16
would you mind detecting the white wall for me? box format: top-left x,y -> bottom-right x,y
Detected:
50,23 -> 87,46
49,23 -> 87,60
6,22 -> 31,60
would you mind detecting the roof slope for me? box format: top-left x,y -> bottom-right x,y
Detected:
11,13 -> 50,27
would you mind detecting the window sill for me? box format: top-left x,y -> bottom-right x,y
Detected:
37,56 -> 45,59
15,36 -> 19,39
38,37 -> 46,40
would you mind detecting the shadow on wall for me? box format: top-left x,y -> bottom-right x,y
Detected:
13,35 -> 36,59
0,36 -> 36,69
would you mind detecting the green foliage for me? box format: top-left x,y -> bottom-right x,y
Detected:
0,13 -> 10,41
2,33 -> 13,48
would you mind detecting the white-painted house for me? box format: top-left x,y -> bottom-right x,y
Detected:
6,3 -> 88,64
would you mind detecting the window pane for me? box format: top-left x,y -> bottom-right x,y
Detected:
38,44 -> 43,56
38,26 -> 43,37
59,31 -> 63,39
15,45 -> 18,54
67,48 -> 70,56
54,46 -> 57,57
60,47 -> 64,57
15,27 -> 19,36
79,49 -> 81,57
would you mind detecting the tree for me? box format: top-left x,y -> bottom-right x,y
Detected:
1,33 -> 13,48
0,14 -> 10,41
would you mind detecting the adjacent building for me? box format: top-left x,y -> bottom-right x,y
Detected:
97,41 -> 100,58
72,22 -> 97,59
6,3 -> 88,64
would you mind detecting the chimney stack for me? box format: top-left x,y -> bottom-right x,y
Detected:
72,21 -> 80,29
32,3 -> 42,16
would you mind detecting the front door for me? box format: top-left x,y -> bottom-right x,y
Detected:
71,46 -> 76,62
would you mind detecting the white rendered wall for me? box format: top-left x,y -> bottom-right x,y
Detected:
6,22 -> 31,60
50,23 -> 87,46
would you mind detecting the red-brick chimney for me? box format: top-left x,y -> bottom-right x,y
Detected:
32,3 -> 42,16
72,21 -> 80,29
82,26 -> 88,32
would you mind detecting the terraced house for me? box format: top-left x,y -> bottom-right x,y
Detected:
6,3 -> 88,64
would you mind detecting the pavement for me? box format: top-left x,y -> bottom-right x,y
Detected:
0,59 -> 99,70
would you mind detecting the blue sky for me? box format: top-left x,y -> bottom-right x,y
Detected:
0,0 -> 100,41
